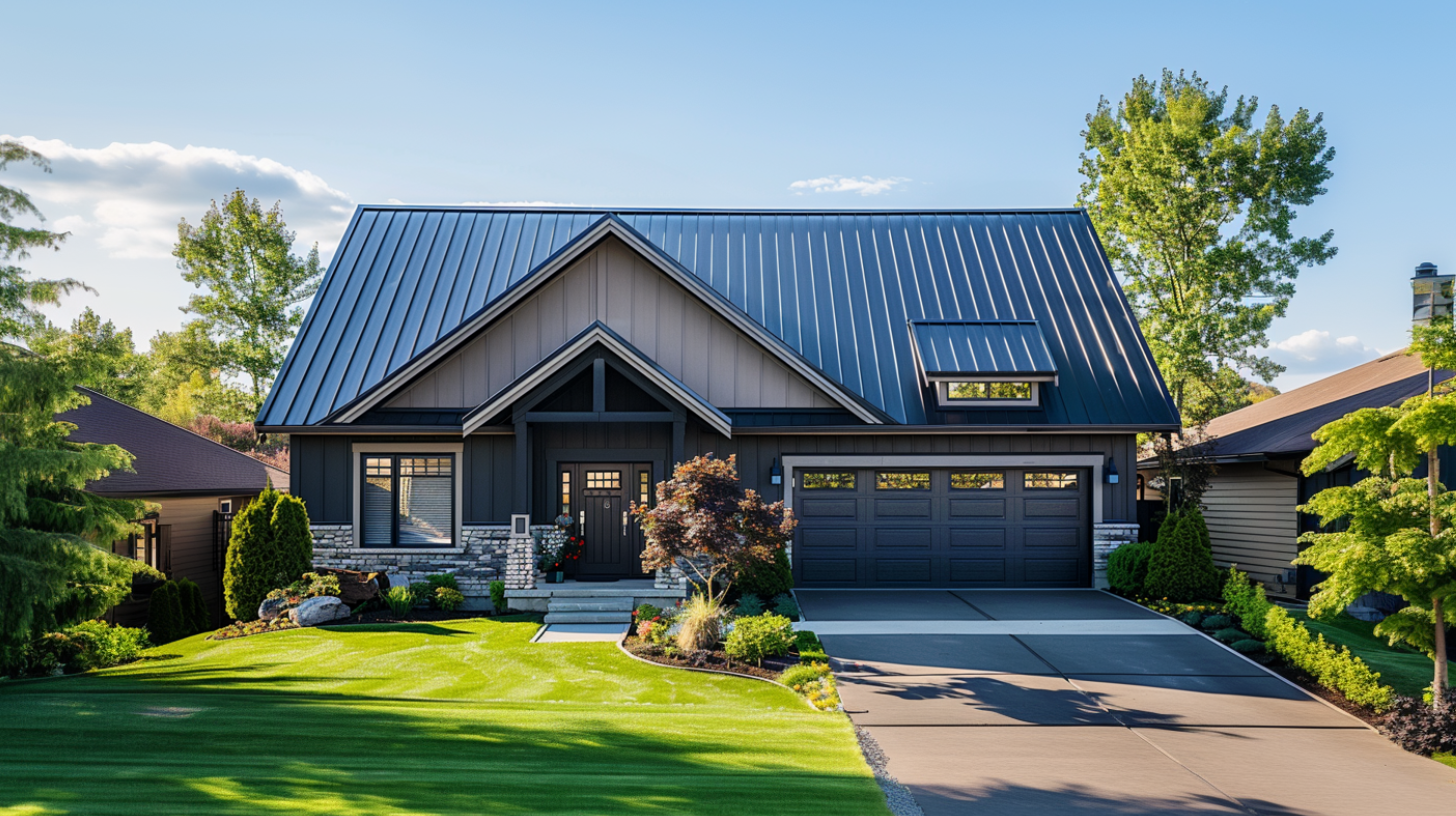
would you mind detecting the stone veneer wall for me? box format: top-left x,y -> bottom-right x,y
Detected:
311,524 -> 537,598
1092,522 -> 1143,590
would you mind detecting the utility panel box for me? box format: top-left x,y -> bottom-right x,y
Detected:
1412,263 -> 1453,326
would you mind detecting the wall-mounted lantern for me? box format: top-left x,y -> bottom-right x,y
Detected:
1106,457 -> 1119,485
769,457 -> 783,486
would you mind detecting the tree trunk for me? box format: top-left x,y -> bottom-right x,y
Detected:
1431,446 -> 1448,707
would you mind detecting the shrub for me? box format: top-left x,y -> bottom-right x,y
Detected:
1200,614 -> 1233,631
410,581 -> 434,607
1265,604 -> 1394,711
175,578 -> 211,635
795,630 -> 827,662
272,494 -> 314,589
734,546 -> 793,600
1221,567 -> 1272,639
1382,691 -> 1456,756
384,586 -> 416,617
62,620 -> 150,672
733,594 -> 766,618
1212,627 -> 1246,644
779,660 -> 832,688
771,593 -> 800,620
1107,541 -> 1154,595
427,574 -> 459,592
724,613 -> 795,664
147,581 -> 187,644
1155,508 -> 1181,545
675,593 -> 726,651
1231,638 -> 1266,655
434,587 -> 465,612
1144,512 -> 1219,602
489,580 -> 507,613
224,488 -> 314,621
1178,610 -> 1205,626
634,603 -> 663,622
208,616 -> 299,641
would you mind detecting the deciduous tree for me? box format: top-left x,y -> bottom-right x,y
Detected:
29,308 -> 151,406
1079,69 -> 1336,423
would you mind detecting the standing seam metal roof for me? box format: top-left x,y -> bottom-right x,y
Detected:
909,320 -> 1058,380
258,208 -> 1179,429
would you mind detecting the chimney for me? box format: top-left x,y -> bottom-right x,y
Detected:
1411,262 -> 1450,326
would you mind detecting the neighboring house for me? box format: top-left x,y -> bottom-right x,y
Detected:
1137,350 -> 1452,599
61,388 -> 289,625
257,207 -> 1178,603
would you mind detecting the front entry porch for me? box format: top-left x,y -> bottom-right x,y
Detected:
505,578 -> 686,623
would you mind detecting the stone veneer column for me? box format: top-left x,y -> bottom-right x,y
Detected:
504,528 -> 537,590
1092,522 -> 1143,589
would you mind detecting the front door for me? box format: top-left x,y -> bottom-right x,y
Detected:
559,463 -> 653,579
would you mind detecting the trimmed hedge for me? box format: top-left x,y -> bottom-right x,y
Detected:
1222,567 -> 1394,712
1107,541 -> 1153,595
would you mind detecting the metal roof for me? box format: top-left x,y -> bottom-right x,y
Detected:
62,388 -> 287,496
259,207 -> 1179,429
909,320 -> 1057,382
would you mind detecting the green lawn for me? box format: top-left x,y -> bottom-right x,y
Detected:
0,617 -> 888,815
1292,611 -> 1454,699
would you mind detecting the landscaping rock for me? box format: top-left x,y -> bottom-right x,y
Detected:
289,596 -> 350,627
257,596 -> 290,622
315,567 -> 381,605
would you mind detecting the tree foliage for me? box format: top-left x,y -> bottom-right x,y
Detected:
29,307 -> 151,406
173,190 -> 323,410
0,140 -> 86,343
1079,69 -> 1336,423
632,454 -> 796,605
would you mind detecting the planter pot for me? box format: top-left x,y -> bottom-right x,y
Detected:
544,571 -> 565,584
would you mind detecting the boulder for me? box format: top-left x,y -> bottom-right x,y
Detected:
289,596 -> 351,627
257,596 -> 290,622
315,567 -> 381,604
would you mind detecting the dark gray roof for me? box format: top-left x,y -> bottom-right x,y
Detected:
60,389 -> 287,496
909,320 -> 1057,381
259,208 -> 1179,429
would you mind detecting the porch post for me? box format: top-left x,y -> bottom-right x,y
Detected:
513,419 -> 530,515
671,418 -> 684,468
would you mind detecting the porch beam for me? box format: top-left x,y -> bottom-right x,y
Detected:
592,358 -> 606,413
672,419 -> 685,466
522,411 -> 677,423
513,420 -> 530,514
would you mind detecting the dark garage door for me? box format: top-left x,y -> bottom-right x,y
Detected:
792,467 -> 1091,588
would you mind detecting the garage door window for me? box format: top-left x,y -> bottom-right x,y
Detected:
951,471 -> 1005,490
876,472 -> 930,490
1025,471 -> 1078,489
802,471 -> 856,490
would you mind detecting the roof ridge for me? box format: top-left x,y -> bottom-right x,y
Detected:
351,204 -> 1090,216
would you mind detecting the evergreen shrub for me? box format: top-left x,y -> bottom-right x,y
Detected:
724,613 -> 795,664
1107,541 -> 1153,595
734,546 -> 793,600
733,594 -> 766,618
224,488 -> 314,621
1144,512 -> 1219,602
147,581 -> 186,644
1201,614 -> 1233,630
176,578 -> 210,634
489,580 -> 507,613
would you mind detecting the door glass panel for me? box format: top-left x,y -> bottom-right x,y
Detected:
1024,471 -> 1078,489
638,471 -> 651,505
876,472 -> 930,490
802,471 -> 856,490
560,471 -> 572,514
951,472 -> 1005,490
586,471 -> 621,489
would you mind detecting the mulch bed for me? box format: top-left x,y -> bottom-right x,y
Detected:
622,636 -> 802,681
326,608 -> 532,626
1261,658 -> 1385,727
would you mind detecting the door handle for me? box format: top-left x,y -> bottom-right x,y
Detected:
621,511 -> 628,535
579,510 -> 585,530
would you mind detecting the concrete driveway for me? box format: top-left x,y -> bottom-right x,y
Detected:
798,589 -> 1456,816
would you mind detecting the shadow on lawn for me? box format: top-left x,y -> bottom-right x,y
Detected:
0,680 -> 886,816
316,622 -> 476,636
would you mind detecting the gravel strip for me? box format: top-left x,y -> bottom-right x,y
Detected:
855,725 -> 924,816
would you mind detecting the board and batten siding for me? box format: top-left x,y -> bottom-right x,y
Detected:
1201,463 -> 1299,582
386,236 -> 837,411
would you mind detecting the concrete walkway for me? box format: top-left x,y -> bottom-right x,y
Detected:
799,589 -> 1456,816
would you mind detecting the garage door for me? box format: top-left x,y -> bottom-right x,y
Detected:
792,467 -> 1091,588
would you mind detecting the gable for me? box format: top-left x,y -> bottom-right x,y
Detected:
385,236 -> 841,412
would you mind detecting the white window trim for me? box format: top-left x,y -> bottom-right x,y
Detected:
782,455 -> 1105,524
351,442 -> 465,552
936,381 -> 1041,409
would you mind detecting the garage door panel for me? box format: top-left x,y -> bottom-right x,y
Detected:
1023,558 -> 1080,583
950,559 -> 1007,582
950,528 -> 1007,549
801,559 -> 858,583
875,559 -> 932,583
793,467 -> 1089,588
1024,498 -> 1080,517
950,498 -> 1006,518
873,499 -> 932,518
874,527 -> 932,548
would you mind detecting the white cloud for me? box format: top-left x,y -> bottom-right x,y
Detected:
788,175 -> 909,196
4,135 -> 353,260
1267,329 -> 1381,375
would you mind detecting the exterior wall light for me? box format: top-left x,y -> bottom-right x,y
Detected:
770,457 -> 783,486
1106,457 -> 1119,485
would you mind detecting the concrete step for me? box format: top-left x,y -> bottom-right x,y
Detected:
548,598 -> 635,613
544,611 -> 633,624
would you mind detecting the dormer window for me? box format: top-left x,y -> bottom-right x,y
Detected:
909,320 -> 1057,412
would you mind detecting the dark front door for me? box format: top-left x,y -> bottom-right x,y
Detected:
559,463 -> 652,579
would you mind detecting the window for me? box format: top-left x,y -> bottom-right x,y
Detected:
877,471 -> 930,490
1025,471 -> 1078,490
586,470 -> 621,490
560,471 -> 572,514
218,499 -> 233,514
803,471 -> 856,490
945,381 -> 1034,401
639,471 -> 651,506
951,472 -> 1005,490
361,454 -> 455,548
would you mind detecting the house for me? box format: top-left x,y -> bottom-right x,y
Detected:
61,388 -> 289,625
1136,350 -> 1452,599
256,207 -> 1178,609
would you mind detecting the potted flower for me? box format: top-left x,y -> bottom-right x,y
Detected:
537,524 -> 581,583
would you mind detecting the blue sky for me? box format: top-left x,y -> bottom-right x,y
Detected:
7,0 -> 1454,389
